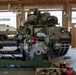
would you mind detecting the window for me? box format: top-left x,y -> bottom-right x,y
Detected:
48,11 -> 62,26
72,11 -> 76,27
25,10 -> 62,26
0,12 -> 16,28
25,12 -> 28,21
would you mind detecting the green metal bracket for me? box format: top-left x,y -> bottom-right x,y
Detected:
0,59 -> 51,70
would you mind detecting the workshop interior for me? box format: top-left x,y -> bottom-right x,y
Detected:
0,0 -> 76,75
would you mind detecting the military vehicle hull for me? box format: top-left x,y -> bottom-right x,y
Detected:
22,9 -> 71,56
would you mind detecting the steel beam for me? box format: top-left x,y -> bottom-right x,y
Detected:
0,1 -> 76,5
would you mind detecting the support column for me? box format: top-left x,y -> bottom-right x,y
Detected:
17,14 -> 21,29
20,5 -> 25,26
17,5 -> 25,29
63,3 -> 71,31
66,3 -> 71,31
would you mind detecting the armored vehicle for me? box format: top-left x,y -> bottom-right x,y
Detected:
0,9 -> 71,69
20,9 -> 71,56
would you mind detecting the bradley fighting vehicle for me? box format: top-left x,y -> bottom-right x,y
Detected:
0,9 -> 71,69
20,8 -> 71,56
0,9 -> 71,61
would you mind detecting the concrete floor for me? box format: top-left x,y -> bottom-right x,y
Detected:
0,70 -> 35,75
50,48 -> 76,71
0,48 -> 76,75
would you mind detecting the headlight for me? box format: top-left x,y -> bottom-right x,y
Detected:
54,43 -> 61,49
